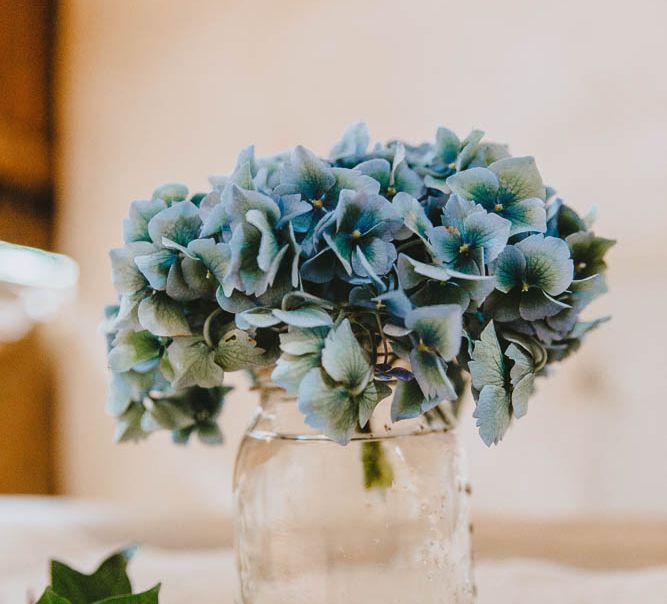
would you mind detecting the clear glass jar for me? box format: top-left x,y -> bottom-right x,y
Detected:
233,378 -> 475,604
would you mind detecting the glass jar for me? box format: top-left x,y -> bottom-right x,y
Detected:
233,378 -> 475,604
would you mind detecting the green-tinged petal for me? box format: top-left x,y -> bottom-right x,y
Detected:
298,368 -> 357,445
397,254 -> 452,289
354,238 -> 396,278
465,210 -> 511,263
226,185 -> 281,227
215,328 -> 266,371
108,330 -> 160,372
355,158 -> 391,191
469,321 -> 505,390
168,336 -> 223,389
448,271 -> 496,303
409,349 -> 457,400
147,200 -> 201,247
321,319 -> 372,392
392,192 -> 433,240
272,353 -> 321,394
456,130 -> 484,170
375,289 -> 412,319
134,249 -> 175,291
484,289 -> 522,322
493,245 -> 526,293
519,288 -> 571,321
490,156 -> 546,202
446,167 -> 499,206
123,199 -> 167,243
357,380 -> 392,427
301,248 -> 337,283
518,234 -> 573,295
273,306 -> 333,328
328,167 -> 381,203
279,326 -> 329,355
506,343 -> 534,418
166,259 -> 207,301
391,377 -> 440,421
137,293 -> 191,336
405,304 -> 462,361
153,182 -> 188,202
141,399 -> 193,432
434,127 -> 461,164
237,307 -> 282,328
188,238 -> 230,284
329,122 -> 369,161
566,231 -> 616,279
282,145 -> 336,200
216,287 -> 255,313
110,242 -> 154,294
393,162 -> 423,197
245,208 -> 280,272
501,197 -> 547,235
473,384 -> 512,446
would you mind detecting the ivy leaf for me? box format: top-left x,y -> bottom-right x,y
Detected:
167,337 -> 224,389
50,547 -> 136,604
137,293 -> 191,337
94,585 -> 161,604
36,588 -> 72,604
215,329 -> 267,371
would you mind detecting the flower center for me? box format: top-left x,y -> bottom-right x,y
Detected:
386,186 -> 397,197
312,198 -> 324,210
576,261 -> 587,271
494,203 -> 504,212
521,281 -> 530,292
458,243 -> 470,254
351,229 -> 362,240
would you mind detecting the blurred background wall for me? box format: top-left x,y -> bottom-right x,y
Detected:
4,0 -> 664,520
0,0 -> 56,493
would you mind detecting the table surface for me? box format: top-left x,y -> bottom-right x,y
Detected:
2,497 -> 666,603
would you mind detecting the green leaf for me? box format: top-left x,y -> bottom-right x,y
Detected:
95,585 -> 161,604
167,336 -> 224,389
50,547 -> 136,604
36,588 -> 72,604
137,293 -> 191,337
215,329 -> 267,371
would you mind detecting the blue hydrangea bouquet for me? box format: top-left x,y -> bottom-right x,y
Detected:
105,123 -> 613,447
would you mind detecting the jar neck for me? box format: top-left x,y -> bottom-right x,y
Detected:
247,367 -> 455,441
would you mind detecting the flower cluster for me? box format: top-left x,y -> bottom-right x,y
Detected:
105,123 -> 613,446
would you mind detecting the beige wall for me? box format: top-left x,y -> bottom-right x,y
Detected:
54,0 -> 667,519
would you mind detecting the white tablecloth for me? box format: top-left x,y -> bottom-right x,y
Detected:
2,498 -> 666,603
